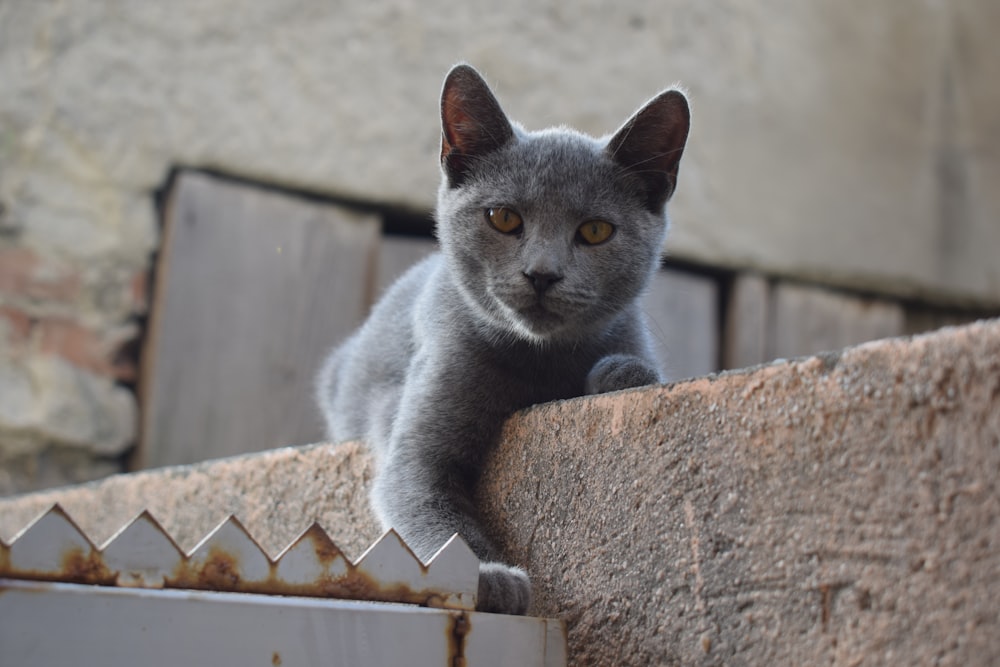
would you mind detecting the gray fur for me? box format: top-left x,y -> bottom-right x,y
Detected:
316,64 -> 689,614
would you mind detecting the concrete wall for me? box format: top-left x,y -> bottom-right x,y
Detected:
480,319 -> 1000,664
3,319 -> 998,664
3,1 -> 997,305
2,2 -> 999,490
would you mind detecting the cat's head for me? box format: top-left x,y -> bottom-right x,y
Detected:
435,64 -> 689,344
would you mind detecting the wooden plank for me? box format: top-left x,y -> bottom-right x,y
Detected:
903,306 -> 991,336
770,282 -> 905,359
375,235 -> 437,298
723,272 -> 771,370
138,172 -> 380,468
642,268 -> 719,381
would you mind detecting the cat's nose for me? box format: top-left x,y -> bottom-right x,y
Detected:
523,270 -> 563,295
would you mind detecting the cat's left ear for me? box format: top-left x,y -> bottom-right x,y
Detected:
440,64 -> 515,188
607,89 -> 690,213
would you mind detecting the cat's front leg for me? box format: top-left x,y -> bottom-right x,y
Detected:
371,408 -> 531,615
477,562 -> 531,615
585,353 -> 661,394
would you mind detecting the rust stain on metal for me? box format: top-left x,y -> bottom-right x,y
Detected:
197,546 -> 242,589
447,610 -> 470,667
168,546 -> 241,592
291,566 -> 444,608
2,506 -> 476,610
2,545 -> 121,586
163,542 -> 454,607
299,523 -> 344,563
60,547 -> 115,585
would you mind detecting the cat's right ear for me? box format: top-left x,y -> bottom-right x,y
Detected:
607,88 -> 690,214
440,64 -> 515,188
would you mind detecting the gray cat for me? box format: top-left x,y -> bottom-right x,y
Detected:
316,64 -> 689,615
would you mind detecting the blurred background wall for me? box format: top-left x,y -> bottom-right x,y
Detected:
1,0 -> 998,494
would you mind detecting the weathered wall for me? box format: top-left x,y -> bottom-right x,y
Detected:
480,320 -> 1000,664
2,2 -> 999,488
3,320 -> 998,664
2,2 -> 999,305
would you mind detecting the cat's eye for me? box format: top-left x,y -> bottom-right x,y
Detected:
486,207 -> 523,234
577,220 -> 615,245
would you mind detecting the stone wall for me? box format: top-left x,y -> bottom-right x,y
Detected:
3,320 -> 997,664
2,1 -> 999,492
4,1 -> 997,303
0,249 -> 140,491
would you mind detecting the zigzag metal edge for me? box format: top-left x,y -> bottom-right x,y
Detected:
0,503 -> 478,610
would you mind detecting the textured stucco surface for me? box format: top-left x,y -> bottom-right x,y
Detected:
4,0 -> 1000,494
0,441 -> 380,559
480,319 -> 1000,664
2,320 -> 998,664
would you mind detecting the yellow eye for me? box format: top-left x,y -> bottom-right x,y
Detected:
577,220 -> 615,245
486,207 -> 523,234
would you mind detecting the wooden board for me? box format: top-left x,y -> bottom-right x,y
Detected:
642,268 -> 720,381
138,172 -> 380,468
375,235 -> 437,298
723,277 -> 907,370
723,272 -> 770,370
770,282 -> 905,360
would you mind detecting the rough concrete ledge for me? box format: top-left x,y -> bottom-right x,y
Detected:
2,319 -> 999,665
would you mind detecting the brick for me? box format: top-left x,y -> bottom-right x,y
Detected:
0,306 -> 136,381
35,317 -> 109,375
0,246 -> 83,304
0,305 -> 32,350
0,246 -> 38,295
38,318 -> 138,382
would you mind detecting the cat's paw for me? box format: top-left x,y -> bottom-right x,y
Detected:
477,562 -> 531,615
585,354 -> 660,394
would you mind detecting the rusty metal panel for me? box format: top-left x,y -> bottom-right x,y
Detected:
0,503 -> 477,610
0,578 -> 567,667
